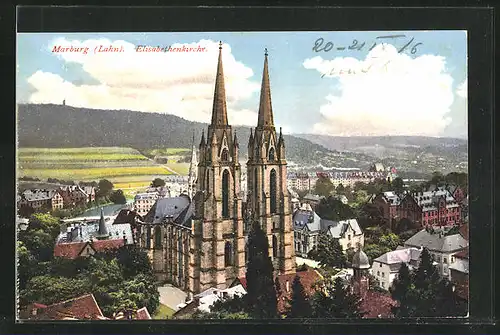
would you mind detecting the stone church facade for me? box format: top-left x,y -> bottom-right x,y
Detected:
139,42 -> 295,296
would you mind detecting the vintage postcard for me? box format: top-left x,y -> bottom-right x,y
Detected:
16,31 -> 468,321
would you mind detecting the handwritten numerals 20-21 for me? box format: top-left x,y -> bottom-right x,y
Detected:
312,36 -> 422,54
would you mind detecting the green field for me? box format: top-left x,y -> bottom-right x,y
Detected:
17,147 -> 191,194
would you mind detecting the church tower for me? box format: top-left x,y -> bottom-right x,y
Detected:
187,132 -> 198,199
246,49 -> 295,275
189,42 -> 246,294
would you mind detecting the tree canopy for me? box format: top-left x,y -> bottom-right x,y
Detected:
311,277 -> 364,318
307,234 -> 346,269
316,196 -> 356,222
151,178 -> 166,188
314,176 -> 335,197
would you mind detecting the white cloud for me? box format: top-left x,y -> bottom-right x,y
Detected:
303,44 -> 455,136
27,38 -> 260,126
456,79 -> 467,99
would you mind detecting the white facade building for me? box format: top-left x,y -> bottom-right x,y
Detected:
371,247 -> 421,290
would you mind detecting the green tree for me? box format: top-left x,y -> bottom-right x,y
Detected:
20,275 -> 91,306
430,171 -> 445,187
390,262 -> 417,317
28,213 -> 61,238
245,222 -> 278,318
286,275 -> 312,318
362,243 -> 390,264
18,229 -> 57,262
357,203 -> 386,230
110,189 -> 127,204
307,234 -> 346,269
316,196 -> 356,222
96,179 -> 114,198
314,175 -> 335,197
151,178 -> 166,188
311,277 -> 364,318
378,233 -> 401,250
391,177 -> 405,195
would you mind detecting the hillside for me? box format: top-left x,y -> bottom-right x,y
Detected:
18,104 -> 364,168
295,134 -> 468,175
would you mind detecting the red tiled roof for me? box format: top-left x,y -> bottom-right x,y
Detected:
28,294 -> 104,320
235,268 -> 322,314
136,307 -> 152,320
91,239 -> 125,252
454,247 -> 469,259
360,291 -> 396,318
53,242 -> 88,259
459,224 -> 468,241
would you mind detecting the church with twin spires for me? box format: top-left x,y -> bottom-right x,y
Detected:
140,42 -> 295,296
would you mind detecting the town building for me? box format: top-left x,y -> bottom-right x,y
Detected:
349,248 -> 396,318
133,192 -> 159,217
301,193 -> 325,209
403,228 -> 468,279
20,294 -> 106,321
399,189 -> 461,227
449,247 -> 469,302
145,186 -> 171,198
17,189 -> 64,211
371,247 -> 421,290
324,219 -> 364,252
372,191 -> 402,227
54,208 -> 134,259
138,45 -> 295,296
292,204 -> 321,257
58,185 -> 94,208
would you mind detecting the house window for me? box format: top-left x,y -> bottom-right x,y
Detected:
270,169 -> 277,214
348,235 -> 351,240
377,271 -> 380,276
379,263 -> 382,268
222,170 -> 230,218
451,256 -> 455,263
443,257 -> 447,264
381,272 -> 385,278
382,282 -> 385,288
224,241 -> 233,266
145,227 -> 151,249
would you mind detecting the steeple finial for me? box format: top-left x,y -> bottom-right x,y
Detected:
98,207 -> 108,236
264,48 -> 268,56
210,41 -> 228,127
257,48 -> 274,128
234,130 -> 239,148
199,129 -> 205,148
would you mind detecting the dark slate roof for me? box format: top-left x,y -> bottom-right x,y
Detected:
352,249 -> 370,269
292,209 -> 321,232
56,220 -> 134,245
143,195 -> 192,226
404,229 -> 468,252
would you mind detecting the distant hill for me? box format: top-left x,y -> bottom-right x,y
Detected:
17,104 -> 347,167
295,134 -> 468,176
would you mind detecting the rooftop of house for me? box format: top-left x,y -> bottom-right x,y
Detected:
53,239 -> 126,259
459,224 -> 469,241
56,220 -> 134,245
302,193 -> 324,202
324,218 -> 363,238
404,229 -> 468,253
113,209 -> 142,225
373,247 -> 421,266
22,294 -> 104,321
292,208 -> 322,232
408,189 -> 459,211
453,247 -> 469,260
360,291 -> 396,318
20,189 -> 58,202
382,191 -> 401,206
135,307 -> 152,320
134,193 -> 159,201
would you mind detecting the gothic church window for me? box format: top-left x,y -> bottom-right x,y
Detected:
206,170 -> 210,189
269,147 -> 275,161
221,148 -> 229,161
254,168 -> 258,197
222,170 -> 230,218
225,241 -> 233,266
154,226 -> 162,248
270,169 -> 277,214
272,235 -> 278,258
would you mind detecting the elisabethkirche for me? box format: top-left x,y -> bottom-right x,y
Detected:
139,42 -> 296,296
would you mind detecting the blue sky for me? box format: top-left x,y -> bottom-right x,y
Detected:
17,31 -> 467,138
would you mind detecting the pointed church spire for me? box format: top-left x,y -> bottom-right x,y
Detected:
210,41 -> 228,127
188,132 -> 198,199
249,128 -> 254,143
233,130 -> 239,148
199,129 -> 205,148
98,207 -> 108,236
257,48 -> 274,128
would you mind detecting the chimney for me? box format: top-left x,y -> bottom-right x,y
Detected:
286,280 -> 290,292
